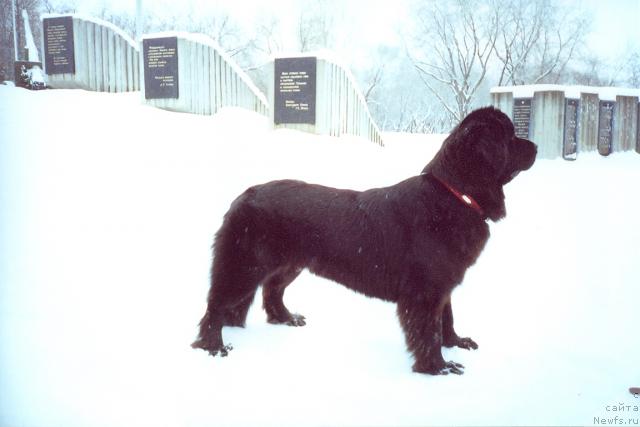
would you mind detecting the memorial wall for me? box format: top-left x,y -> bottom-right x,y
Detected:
264,54 -> 383,146
140,33 -> 267,117
491,85 -> 640,160
47,14 -> 638,154
41,14 -> 139,92
37,16 -> 380,144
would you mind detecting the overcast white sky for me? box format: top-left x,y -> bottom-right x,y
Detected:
581,0 -> 640,59
58,0 -> 639,65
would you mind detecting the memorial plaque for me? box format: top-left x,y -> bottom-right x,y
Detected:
43,16 -> 75,75
513,98 -> 532,139
143,37 -> 179,99
597,100 -> 614,156
563,99 -> 579,160
274,57 -> 317,125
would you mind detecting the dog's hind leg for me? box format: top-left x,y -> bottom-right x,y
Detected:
192,304 -> 232,357
222,289 -> 258,327
210,252 -> 267,325
262,266 -> 305,326
192,254 -> 266,355
191,279 -> 261,355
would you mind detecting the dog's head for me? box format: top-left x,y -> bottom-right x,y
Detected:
455,106 -> 537,184
424,106 -> 537,221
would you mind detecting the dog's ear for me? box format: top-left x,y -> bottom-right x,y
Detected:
454,121 -> 508,183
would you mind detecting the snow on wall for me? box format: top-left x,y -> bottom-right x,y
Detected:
491,85 -> 639,159
491,84 -> 640,101
41,14 -> 140,92
140,32 -> 268,117
264,52 -> 383,146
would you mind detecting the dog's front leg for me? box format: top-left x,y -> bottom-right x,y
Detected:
442,300 -> 478,350
397,293 -> 464,375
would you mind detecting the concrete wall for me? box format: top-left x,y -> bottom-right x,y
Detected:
42,14 -> 139,92
578,93 -> 599,153
531,90 -> 565,159
491,85 -> 640,159
614,95 -> 639,152
141,33 -> 267,117
264,54 -> 383,146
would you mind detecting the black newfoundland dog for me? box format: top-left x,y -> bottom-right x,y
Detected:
193,106 -> 537,375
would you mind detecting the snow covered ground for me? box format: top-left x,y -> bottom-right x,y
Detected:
1,85 -> 639,427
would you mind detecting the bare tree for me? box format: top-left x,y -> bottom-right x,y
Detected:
297,0 -> 333,52
494,0 -> 544,85
410,0 -> 498,125
571,53 -> 623,86
529,4 -> 586,84
252,16 -> 282,57
363,65 -> 384,104
41,0 -> 76,14
626,51 -> 640,88
495,0 -> 588,85
361,47 -> 452,133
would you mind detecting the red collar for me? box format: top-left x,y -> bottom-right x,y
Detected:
429,174 -> 485,218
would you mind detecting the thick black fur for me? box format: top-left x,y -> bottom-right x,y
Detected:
192,106 -> 537,375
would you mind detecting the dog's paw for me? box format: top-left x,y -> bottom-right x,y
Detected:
192,340 -> 233,357
268,312 -> 306,327
412,360 -> 465,375
438,361 -> 465,375
286,313 -> 306,327
443,335 -> 478,350
216,344 -> 233,357
456,337 -> 478,350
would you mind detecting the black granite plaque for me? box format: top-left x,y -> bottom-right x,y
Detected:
513,98 -> 532,139
598,101 -> 614,156
563,99 -> 579,160
274,57 -> 317,125
143,37 -> 179,99
43,16 -> 75,75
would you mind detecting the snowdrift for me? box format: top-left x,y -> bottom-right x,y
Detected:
1,86 -> 639,427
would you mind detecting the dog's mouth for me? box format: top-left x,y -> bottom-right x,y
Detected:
502,140 -> 537,184
501,159 -> 532,184
500,169 -> 521,185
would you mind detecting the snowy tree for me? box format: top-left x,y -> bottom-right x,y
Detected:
627,51 -> 640,88
360,46 -> 448,133
405,0 -> 598,126
571,54 -> 620,86
410,0 -> 498,126
251,15 -> 282,57
494,0 -> 587,85
363,65 -> 383,104
184,10 -> 253,64
297,0 -> 333,52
